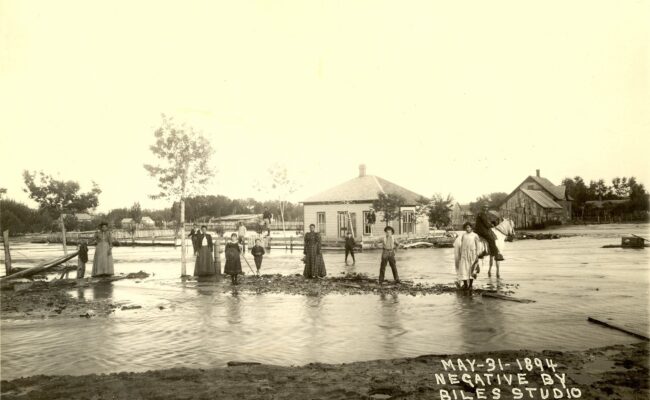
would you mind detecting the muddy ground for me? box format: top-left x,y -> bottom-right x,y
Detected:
1,342 -> 647,399
1,273 -> 519,320
195,273 -> 518,297
0,271 -> 150,319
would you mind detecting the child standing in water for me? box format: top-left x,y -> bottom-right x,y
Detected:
77,239 -> 89,279
454,222 -> 480,291
224,233 -> 243,285
251,239 -> 265,274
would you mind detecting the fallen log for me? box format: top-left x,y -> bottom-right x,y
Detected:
481,292 -> 535,303
587,317 -> 649,341
0,251 -> 79,282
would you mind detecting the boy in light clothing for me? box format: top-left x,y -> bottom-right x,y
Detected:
379,226 -> 400,284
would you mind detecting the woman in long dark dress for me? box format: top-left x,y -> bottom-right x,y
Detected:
224,233 -> 243,284
303,224 -> 326,278
193,225 -> 215,277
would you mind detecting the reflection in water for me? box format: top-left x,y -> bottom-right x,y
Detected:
92,282 -> 114,300
378,293 -> 404,355
225,294 -> 242,326
302,296 -> 325,360
1,227 -> 649,380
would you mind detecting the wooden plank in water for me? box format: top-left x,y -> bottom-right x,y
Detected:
0,251 -> 79,281
587,317 -> 649,341
482,292 -> 535,303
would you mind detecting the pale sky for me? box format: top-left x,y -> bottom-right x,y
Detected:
1,0 -> 649,212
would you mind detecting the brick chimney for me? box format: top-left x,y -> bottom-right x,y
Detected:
536,169 -> 540,177
359,164 -> 367,177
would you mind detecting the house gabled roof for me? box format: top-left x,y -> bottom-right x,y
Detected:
303,175 -> 424,205
521,189 -> 563,209
528,176 -> 571,201
121,218 -> 134,223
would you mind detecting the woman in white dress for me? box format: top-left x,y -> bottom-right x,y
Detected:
454,222 -> 480,290
92,222 -> 114,277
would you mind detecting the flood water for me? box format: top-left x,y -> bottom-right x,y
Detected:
1,224 -> 649,380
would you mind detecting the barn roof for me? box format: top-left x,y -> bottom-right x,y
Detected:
521,189 -> 563,209
529,176 -> 570,201
303,175 -> 424,205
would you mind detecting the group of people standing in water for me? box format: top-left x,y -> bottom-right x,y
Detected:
77,219 -> 407,285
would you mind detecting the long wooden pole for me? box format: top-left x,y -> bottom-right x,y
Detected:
213,236 -> 221,275
3,230 -> 11,275
60,213 -> 68,256
180,199 -> 186,277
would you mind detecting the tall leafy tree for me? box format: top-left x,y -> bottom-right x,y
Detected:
416,193 -> 455,228
588,179 -> 610,201
563,176 -> 589,219
23,171 -> 101,254
372,193 -> 405,227
627,177 -> 649,213
255,163 -> 299,235
611,177 -> 630,198
469,192 -> 508,215
130,202 -> 143,223
144,114 -> 214,277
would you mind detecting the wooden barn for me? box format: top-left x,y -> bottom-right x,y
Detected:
302,165 -> 429,240
498,169 -> 572,228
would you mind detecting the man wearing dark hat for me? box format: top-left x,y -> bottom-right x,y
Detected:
379,225 -> 400,284
475,204 -> 504,261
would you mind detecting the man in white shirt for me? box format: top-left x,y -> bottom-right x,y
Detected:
379,226 -> 400,284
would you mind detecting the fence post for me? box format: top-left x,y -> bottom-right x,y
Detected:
290,236 -> 293,252
213,237 -> 221,275
3,230 -> 12,275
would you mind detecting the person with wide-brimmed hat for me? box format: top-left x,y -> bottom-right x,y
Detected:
378,225 -> 400,284
474,204 -> 504,261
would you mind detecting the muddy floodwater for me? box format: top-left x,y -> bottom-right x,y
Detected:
1,224 -> 648,380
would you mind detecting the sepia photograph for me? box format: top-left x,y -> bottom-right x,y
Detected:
1,1 -> 649,399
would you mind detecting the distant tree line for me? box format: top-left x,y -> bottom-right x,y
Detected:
561,176 -> 648,220
0,195 -> 303,236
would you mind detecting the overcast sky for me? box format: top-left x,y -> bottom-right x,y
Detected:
1,0 -> 648,212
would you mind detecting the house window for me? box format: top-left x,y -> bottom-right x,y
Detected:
362,211 -> 373,236
527,184 -> 535,190
402,210 -> 415,234
337,211 -> 357,238
316,212 -> 326,235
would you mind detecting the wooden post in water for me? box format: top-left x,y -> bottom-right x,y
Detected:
59,214 -> 68,256
213,236 -> 221,275
290,236 -> 293,252
3,230 -> 12,275
180,200 -> 187,277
